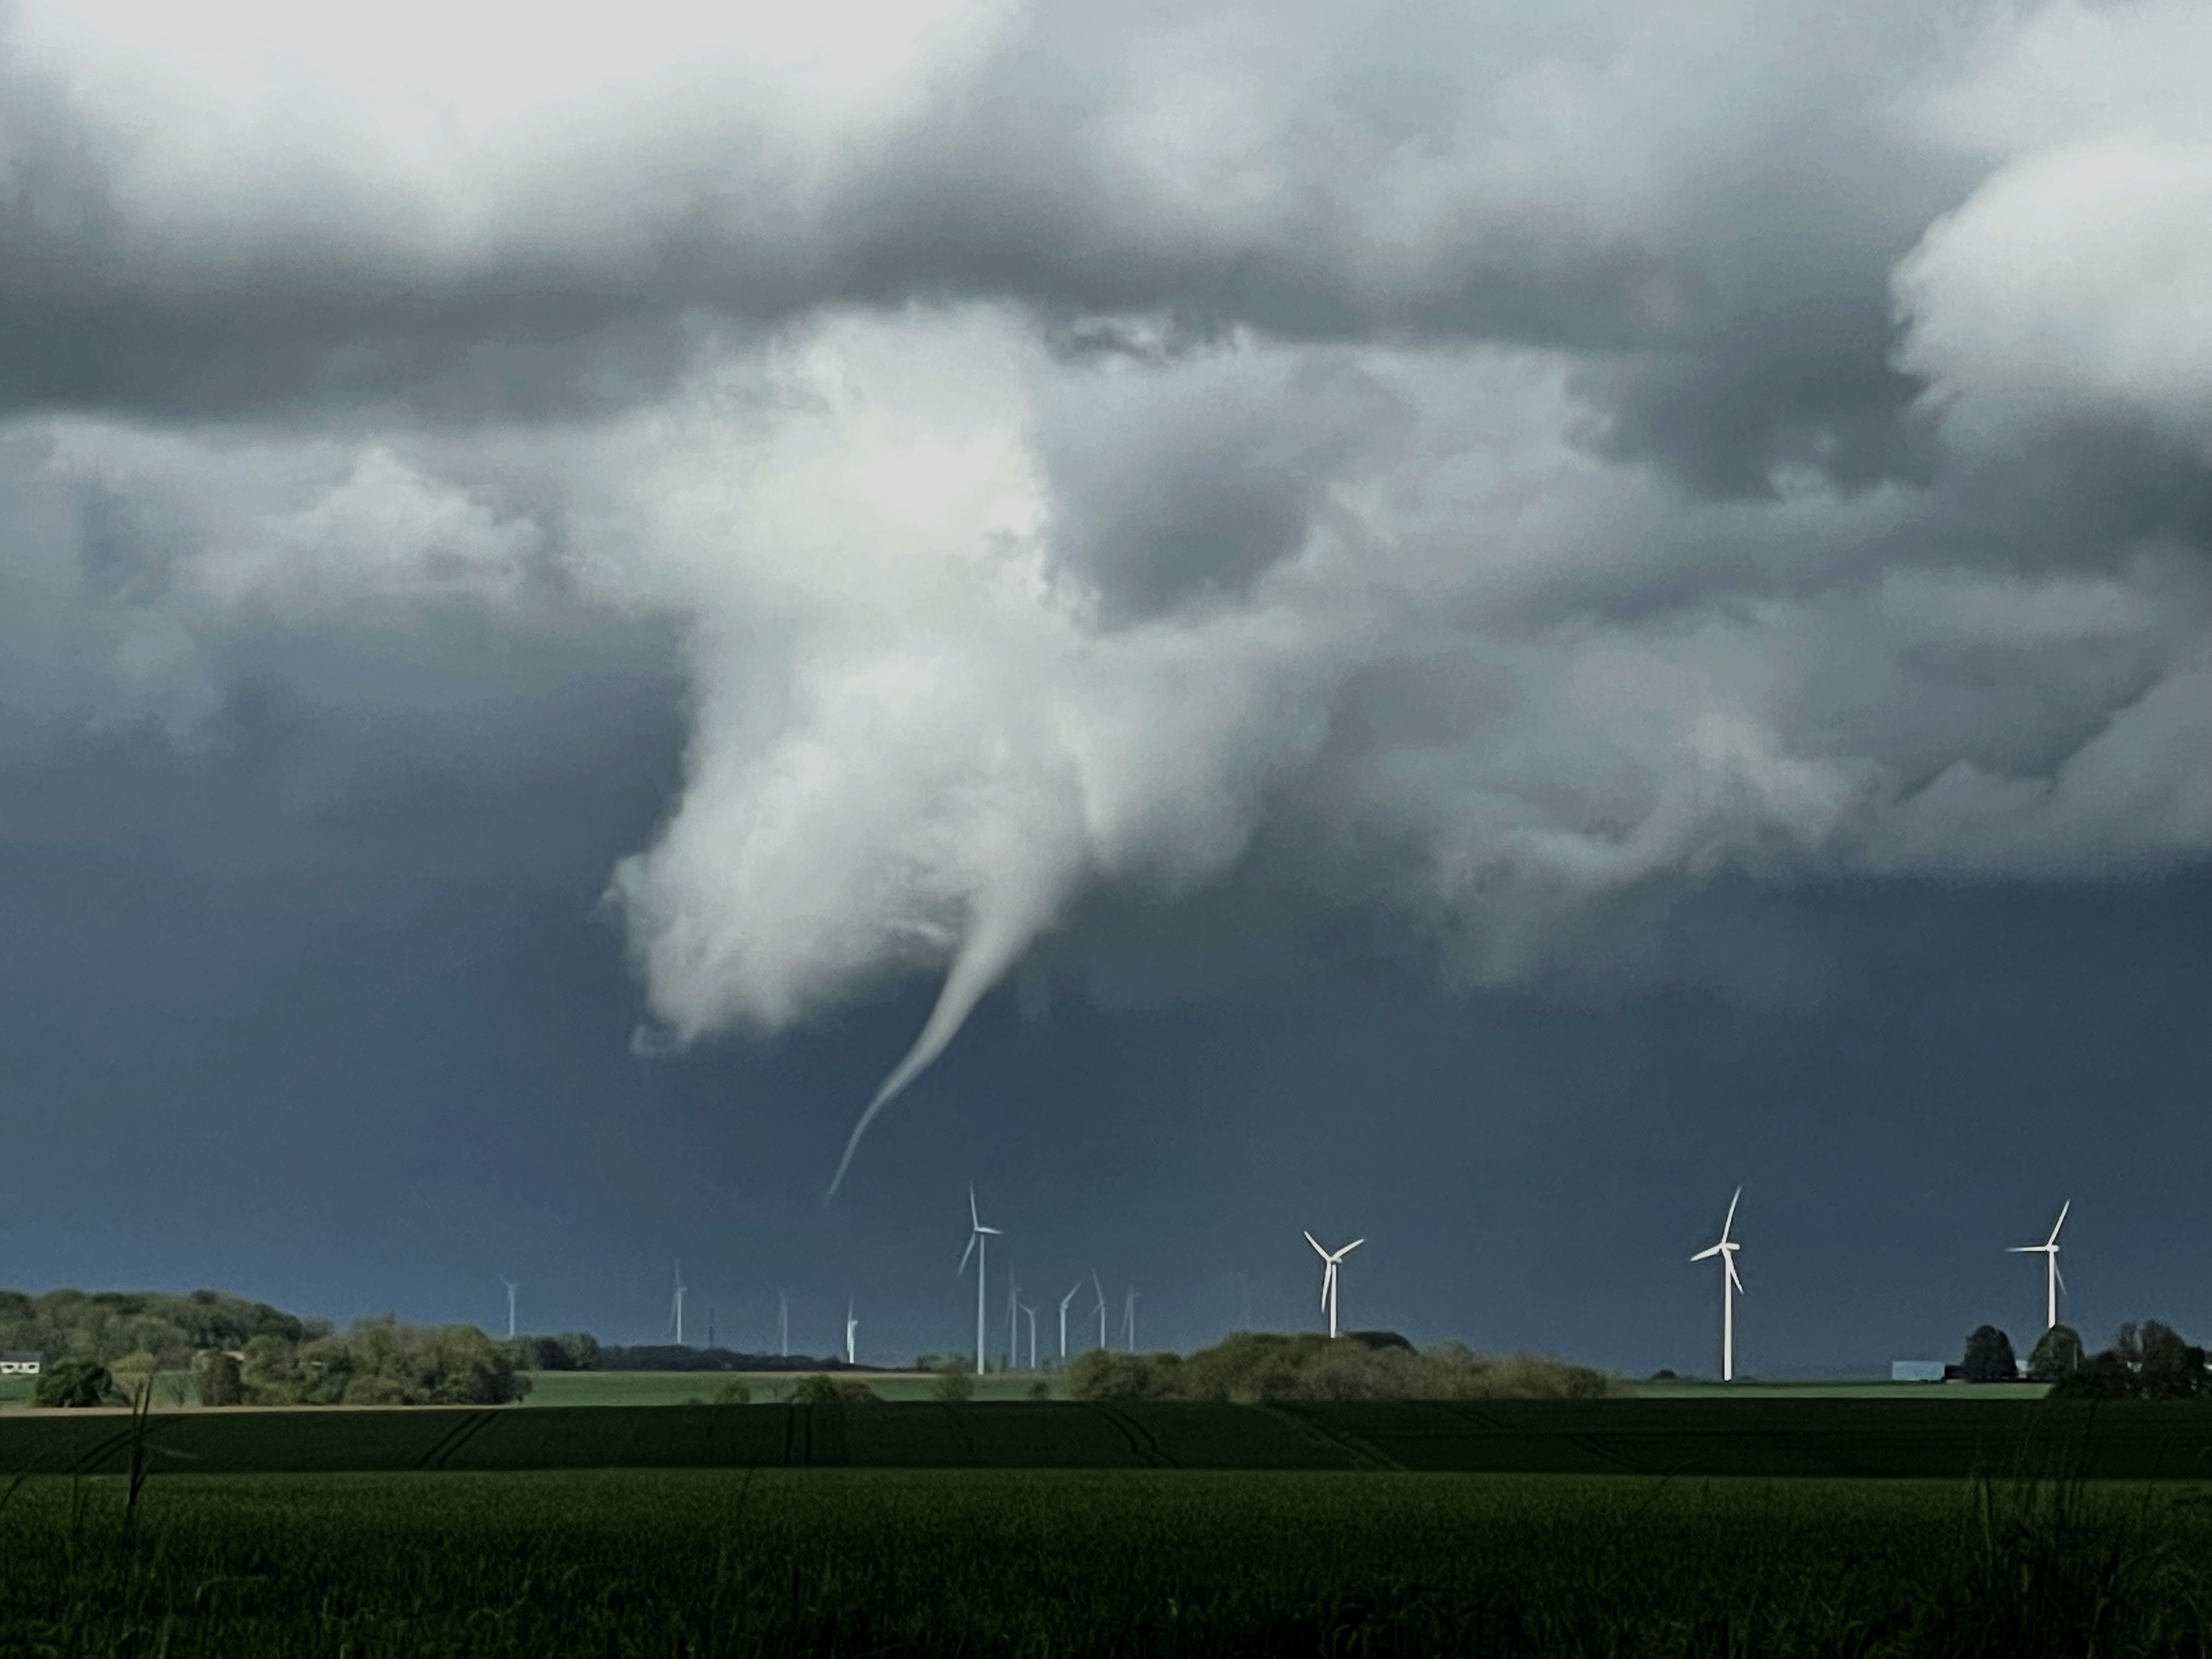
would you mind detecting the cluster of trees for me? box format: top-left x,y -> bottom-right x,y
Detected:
0,1288 -> 324,1369
2050,1322 -> 2212,1400
1959,1321 -> 2211,1398
35,1318 -> 534,1407
1065,1331 -> 1620,1403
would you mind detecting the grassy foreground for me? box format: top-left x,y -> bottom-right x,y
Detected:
4,1466 -> 2212,1656
4,1397 -> 2210,1479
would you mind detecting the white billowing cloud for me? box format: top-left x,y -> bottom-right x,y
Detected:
1894,0 -> 2212,453
568,300 -> 2208,1169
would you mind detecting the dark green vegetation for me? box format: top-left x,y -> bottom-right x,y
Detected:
5,1397 -> 2212,1479
0,1288 -> 322,1370
5,1465 -> 2212,1656
1069,1330 -> 1619,1402
2055,1322 -> 2212,1401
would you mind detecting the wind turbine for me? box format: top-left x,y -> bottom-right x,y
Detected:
1121,1285 -> 1138,1353
1059,1283 -> 1081,1363
1092,1274 -> 1108,1350
1006,1272 -> 1023,1372
2008,1200 -> 2071,1331
668,1263 -> 686,1347
957,1185 -> 1004,1376
1022,1301 -> 1039,1371
845,1297 -> 858,1367
1304,1232 -> 1364,1339
1690,1188 -> 1745,1381
498,1277 -> 522,1341
777,1288 -> 791,1358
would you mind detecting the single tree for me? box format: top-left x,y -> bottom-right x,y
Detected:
197,1351 -> 245,1407
35,1358 -> 115,1409
2025,1324 -> 2085,1381
1960,1324 -> 2019,1383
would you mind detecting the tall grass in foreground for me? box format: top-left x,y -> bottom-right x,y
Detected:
2,1468 -> 2210,1656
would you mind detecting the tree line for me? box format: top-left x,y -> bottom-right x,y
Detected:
1065,1330 -> 1621,1402
5,1288 -> 603,1408
1959,1321 -> 2211,1397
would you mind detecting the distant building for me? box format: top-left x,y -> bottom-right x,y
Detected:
0,1352 -> 42,1376
1891,1360 -> 1946,1383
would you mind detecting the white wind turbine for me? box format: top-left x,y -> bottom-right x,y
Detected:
2008,1200 -> 2071,1331
1022,1301 -> 1039,1371
845,1297 -> 858,1367
1304,1232 -> 1364,1340
1121,1286 -> 1138,1353
1690,1188 -> 1745,1381
498,1277 -> 522,1341
957,1185 -> 1004,1376
777,1288 -> 791,1358
1006,1272 -> 1023,1372
1092,1274 -> 1109,1350
668,1262 -> 686,1346
1059,1284 -> 1082,1363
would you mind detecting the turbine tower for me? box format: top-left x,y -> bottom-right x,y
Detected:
1022,1301 -> 1039,1372
498,1277 -> 521,1341
2008,1200 -> 2071,1331
1121,1286 -> 1138,1353
845,1297 -> 858,1367
1304,1232 -> 1365,1339
668,1262 -> 686,1347
1092,1274 -> 1108,1351
1059,1283 -> 1082,1363
957,1185 -> 1004,1376
1690,1188 -> 1745,1381
777,1288 -> 791,1358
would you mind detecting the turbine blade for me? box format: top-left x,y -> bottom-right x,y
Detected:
2048,1199 -> 2070,1246
1342,1239 -> 1365,1254
2006,1245 -> 2038,1253
958,1233 -> 978,1276
2053,1261 -> 2068,1296
979,1226 -> 1004,1236
970,1184 -> 980,1230
1721,1186 -> 1741,1242
1691,1244 -> 1722,1262
1726,1256 -> 1744,1295
1305,1231 -> 1326,1258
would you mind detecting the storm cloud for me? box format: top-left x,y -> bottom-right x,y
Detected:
1,0 -> 2205,1175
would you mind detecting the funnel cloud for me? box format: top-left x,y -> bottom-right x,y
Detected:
0,0 -> 2205,1189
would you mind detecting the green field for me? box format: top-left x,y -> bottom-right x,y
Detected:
2,1397 -> 2206,1479
518,1368 -> 1063,1405
3,1465 -> 2210,1656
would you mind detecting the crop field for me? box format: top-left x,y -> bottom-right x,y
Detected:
520,1369 -> 1062,1406
4,1464 -> 2212,1656
2,1397 -> 2208,1480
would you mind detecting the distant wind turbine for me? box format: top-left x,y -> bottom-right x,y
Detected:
1121,1286 -> 1138,1353
777,1288 -> 791,1358
1690,1188 -> 1745,1381
1092,1273 -> 1108,1350
1304,1232 -> 1364,1340
1022,1301 -> 1039,1372
2008,1200 -> 2071,1331
957,1185 -> 1004,1376
1059,1284 -> 1081,1363
498,1277 -> 522,1341
668,1263 -> 686,1347
1006,1272 -> 1023,1373
845,1297 -> 858,1367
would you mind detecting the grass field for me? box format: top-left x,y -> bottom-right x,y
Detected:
519,1368 -> 1063,1405
2,1397 -> 2207,1479
4,1465 -> 2210,1656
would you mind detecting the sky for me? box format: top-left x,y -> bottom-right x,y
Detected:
0,0 -> 2206,1377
